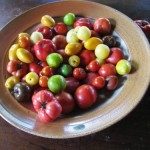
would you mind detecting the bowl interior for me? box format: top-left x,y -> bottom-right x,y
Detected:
0,1 -> 150,138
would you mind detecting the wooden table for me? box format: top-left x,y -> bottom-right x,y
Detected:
0,0 -> 150,149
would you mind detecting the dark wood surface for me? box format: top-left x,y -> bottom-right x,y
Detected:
0,0 -> 150,150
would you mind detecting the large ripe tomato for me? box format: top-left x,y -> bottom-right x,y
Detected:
55,91 -> 75,114
32,90 -> 62,123
74,84 -> 97,109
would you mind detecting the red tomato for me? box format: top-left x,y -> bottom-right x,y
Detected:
84,72 -> 99,85
79,50 -> 96,66
98,63 -> 116,78
39,76 -> 48,87
93,18 -> 111,35
73,18 -> 93,29
92,76 -> 106,89
73,68 -> 87,80
106,47 -> 124,64
54,22 -> 68,35
36,26 -> 55,39
38,101 -> 62,123
39,66 -> 55,77
74,84 -> 97,109
86,60 -> 101,72
65,77 -> 80,94
32,90 -> 62,123
55,91 -> 75,114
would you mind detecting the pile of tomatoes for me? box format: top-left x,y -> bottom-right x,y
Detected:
5,13 -> 131,123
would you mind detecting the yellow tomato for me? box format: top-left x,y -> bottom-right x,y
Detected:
16,48 -> 34,63
5,76 -> 20,89
8,44 -> 20,60
41,15 -> 55,27
65,42 -> 82,56
18,32 -> 30,39
84,37 -> 103,50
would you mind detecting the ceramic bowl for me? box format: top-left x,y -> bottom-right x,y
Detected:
0,1 -> 150,138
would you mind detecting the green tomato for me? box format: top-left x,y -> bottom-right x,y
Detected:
63,13 -> 75,26
48,75 -> 66,93
116,59 -> 131,75
46,53 -> 63,68
58,64 -> 72,77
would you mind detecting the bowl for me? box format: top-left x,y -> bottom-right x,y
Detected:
0,1 -> 150,138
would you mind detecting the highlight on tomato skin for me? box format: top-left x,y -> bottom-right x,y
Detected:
5,12 -> 132,123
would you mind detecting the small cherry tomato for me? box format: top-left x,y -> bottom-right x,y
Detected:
73,68 -> 87,80
98,63 -> 116,78
55,91 -> 75,114
41,15 -> 55,27
106,75 -> 118,90
39,76 -> 48,87
86,59 -> 101,72
36,26 -> 55,39
16,48 -> 34,63
83,72 -> 99,85
74,18 -> 93,29
68,55 -> 80,67
65,42 -> 82,56
93,18 -> 111,35
116,59 -> 131,75
54,22 -> 68,35
18,35 -> 32,49
63,13 -> 75,26
106,47 -> 124,65
39,66 -> 55,77
79,50 -> 96,66
74,84 -> 97,109
92,76 -> 105,89
58,64 -> 72,77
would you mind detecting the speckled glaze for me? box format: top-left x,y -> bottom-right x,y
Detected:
0,1 -> 150,138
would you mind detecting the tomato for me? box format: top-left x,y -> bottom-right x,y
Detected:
68,55 -> 80,67
16,48 -> 34,63
39,66 -> 55,77
41,15 -> 55,27
83,72 -> 99,85
79,50 -> 96,66
73,18 -> 93,29
55,91 -> 75,114
58,64 -> 72,77
86,60 -> 101,72
92,76 -> 106,89
93,18 -> 111,35
63,13 -> 75,26
48,75 -> 66,93
39,76 -> 48,87
74,84 -> 97,109
106,75 -> 118,90
73,68 -> 87,80
32,90 -> 62,123
98,63 -> 116,78
36,26 -> 55,39
106,47 -> 124,64
8,44 -> 20,61
18,35 -> 32,49
65,42 -> 82,56
54,22 -> 68,35
65,77 -> 80,94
